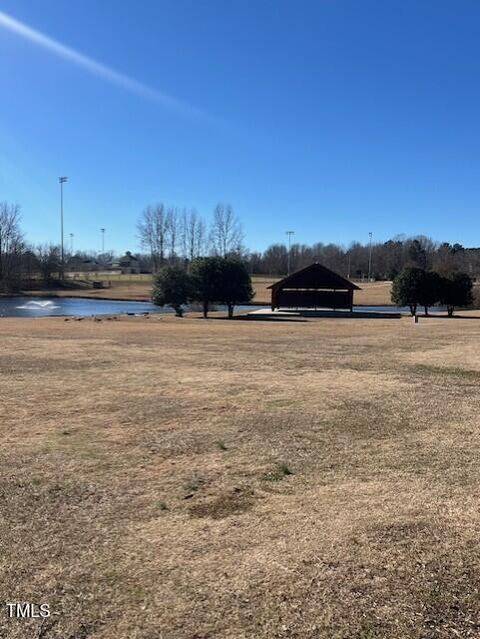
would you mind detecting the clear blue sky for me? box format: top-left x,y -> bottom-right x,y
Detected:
1,0 -> 480,254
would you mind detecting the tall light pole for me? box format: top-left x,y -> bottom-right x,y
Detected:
69,233 -> 74,253
101,228 -> 105,254
368,231 -> 373,282
59,176 -> 68,276
286,230 -> 295,275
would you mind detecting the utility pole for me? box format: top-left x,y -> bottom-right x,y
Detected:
59,177 -> 68,278
286,230 -> 295,275
368,231 -> 373,282
101,228 -> 105,254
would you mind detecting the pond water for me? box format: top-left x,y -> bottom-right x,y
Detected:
0,297 -> 447,318
269,305 -> 446,315
0,297 -> 265,318
353,305 -> 446,314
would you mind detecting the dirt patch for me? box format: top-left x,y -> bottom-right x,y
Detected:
189,486 -> 256,519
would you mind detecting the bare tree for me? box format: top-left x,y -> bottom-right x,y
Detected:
137,204 -> 169,272
181,208 -> 206,261
261,243 -> 288,275
166,207 -> 180,262
210,203 -> 243,257
35,244 -> 61,284
20,246 -> 41,281
0,202 -> 24,290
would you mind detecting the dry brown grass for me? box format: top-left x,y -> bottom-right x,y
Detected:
353,280 -> 393,305
30,280 -> 153,301
3,311 -> 480,637
29,275 -> 394,306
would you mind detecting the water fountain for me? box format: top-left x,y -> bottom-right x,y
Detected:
16,300 -> 60,311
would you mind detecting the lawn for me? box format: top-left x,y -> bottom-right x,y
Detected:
2,311 -> 480,637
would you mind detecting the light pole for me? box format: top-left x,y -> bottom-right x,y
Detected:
286,230 -> 295,275
69,233 -> 74,253
367,231 -> 373,282
59,176 -> 68,276
101,228 -> 105,254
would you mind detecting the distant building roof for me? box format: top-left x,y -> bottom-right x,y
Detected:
268,262 -> 361,291
121,251 -> 138,261
111,251 -> 140,266
67,257 -> 100,265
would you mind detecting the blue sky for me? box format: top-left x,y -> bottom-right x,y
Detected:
1,0 -> 480,253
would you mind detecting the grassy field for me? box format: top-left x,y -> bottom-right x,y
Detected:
36,275 -> 394,305
2,311 -> 480,637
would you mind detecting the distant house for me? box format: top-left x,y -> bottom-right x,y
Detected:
66,257 -> 101,272
110,251 -> 141,274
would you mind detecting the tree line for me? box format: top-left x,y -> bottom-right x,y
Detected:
248,236 -> 480,279
2,196 -> 480,291
0,200 -> 245,291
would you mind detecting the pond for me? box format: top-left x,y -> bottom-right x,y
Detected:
264,305 -> 445,315
0,297 -> 265,318
0,297 -> 447,318
353,305 -> 446,314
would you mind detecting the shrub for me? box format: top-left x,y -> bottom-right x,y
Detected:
391,267 -> 426,316
190,257 -> 225,318
439,272 -> 473,317
418,271 -> 442,316
216,258 -> 254,318
190,256 -> 254,318
152,266 -> 193,317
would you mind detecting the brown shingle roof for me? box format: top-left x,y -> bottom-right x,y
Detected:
268,262 -> 361,291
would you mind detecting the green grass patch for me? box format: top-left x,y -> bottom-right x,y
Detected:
263,462 -> 294,481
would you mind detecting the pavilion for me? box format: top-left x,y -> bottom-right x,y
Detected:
268,263 -> 361,311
